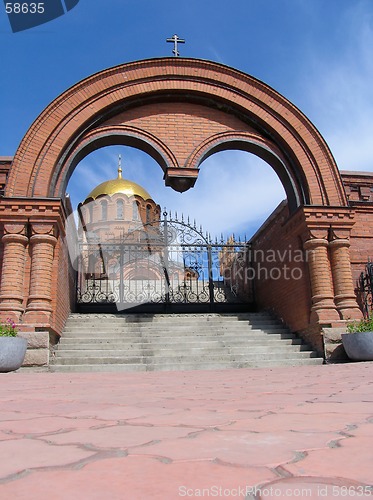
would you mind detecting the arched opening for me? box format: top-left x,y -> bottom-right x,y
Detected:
67,145 -> 286,241
1,58 -> 360,363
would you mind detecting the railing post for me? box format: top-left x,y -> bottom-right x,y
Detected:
207,244 -> 214,307
162,212 -> 170,304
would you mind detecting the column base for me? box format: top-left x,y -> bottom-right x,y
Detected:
310,306 -> 340,325
334,295 -> 363,321
23,310 -> 52,325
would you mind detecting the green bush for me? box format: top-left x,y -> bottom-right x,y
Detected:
347,314 -> 373,333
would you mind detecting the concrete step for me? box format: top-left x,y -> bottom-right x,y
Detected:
66,313 -> 271,320
54,344 -> 313,357
51,312 -> 324,372
50,357 -> 324,373
53,350 -> 319,365
61,332 -> 296,345
65,322 -> 286,333
61,326 -> 291,335
57,338 -> 303,348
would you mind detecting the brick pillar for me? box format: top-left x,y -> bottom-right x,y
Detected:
304,238 -> 340,324
0,224 -> 28,321
329,237 -> 362,320
24,224 -> 57,325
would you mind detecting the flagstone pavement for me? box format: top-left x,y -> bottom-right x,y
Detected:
0,362 -> 372,499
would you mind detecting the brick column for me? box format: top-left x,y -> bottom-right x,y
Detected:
304,238 -> 340,324
24,224 -> 57,325
329,237 -> 362,320
0,224 -> 28,321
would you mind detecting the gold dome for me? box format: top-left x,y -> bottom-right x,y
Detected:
86,166 -> 152,201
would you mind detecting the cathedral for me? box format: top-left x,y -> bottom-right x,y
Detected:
74,156 -> 245,314
78,157 -> 161,243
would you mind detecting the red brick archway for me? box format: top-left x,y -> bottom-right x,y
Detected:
6,58 -> 346,211
0,58 -> 363,365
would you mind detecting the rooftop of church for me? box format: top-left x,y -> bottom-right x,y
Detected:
85,156 -> 152,201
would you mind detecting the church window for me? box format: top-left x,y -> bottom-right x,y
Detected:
116,199 -> 124,219
88,203 -> 93,223
146,204 -> 152,223
101,200 -> 108,221
132,201 -> 140,220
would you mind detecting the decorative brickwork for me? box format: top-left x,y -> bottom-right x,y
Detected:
6,59 -> 346,211
0,157 -> 11,197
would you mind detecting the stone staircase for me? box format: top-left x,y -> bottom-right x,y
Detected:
50,313 -> 324,372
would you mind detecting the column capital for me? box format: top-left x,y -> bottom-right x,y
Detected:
29,223 -> 58,238
29,233 -> 57,247
329,238 -> 350,249
329,227 -> 351,242
303,238 -> 329,250
3,223 -> 27,236
2,233 -> 28,246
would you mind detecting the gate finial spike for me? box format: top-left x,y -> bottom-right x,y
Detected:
193,219 -> 196,228
175,211 -> 178,221
221,233 -> 224,244
181,213 -> 184,223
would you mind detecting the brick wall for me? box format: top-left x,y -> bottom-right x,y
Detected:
50,233 -> 76,340
0,159 -> 11,276
0,226 -> 3,286
249,201 -> 314,346
103,102 -> 255,168
341,171 -> 373,284
0,157 -> 11,196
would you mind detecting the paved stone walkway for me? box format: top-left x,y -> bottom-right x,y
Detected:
0,363 -> 372,499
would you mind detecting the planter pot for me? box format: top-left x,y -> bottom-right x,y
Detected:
0,337 -> 28,372
341,331 -> 373,361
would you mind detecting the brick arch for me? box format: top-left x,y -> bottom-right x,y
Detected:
6,57 -> 347,208
186,131 -> 308,212
54,125 -> 179,197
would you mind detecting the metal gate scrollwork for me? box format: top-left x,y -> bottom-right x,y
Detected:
357,261 -> 373,318
76,211 -> 254,313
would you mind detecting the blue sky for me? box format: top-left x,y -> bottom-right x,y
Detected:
1,0 -> 373,238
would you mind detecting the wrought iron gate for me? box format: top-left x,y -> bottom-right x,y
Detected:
357,262 -> 373,318
76,212 -> 254,313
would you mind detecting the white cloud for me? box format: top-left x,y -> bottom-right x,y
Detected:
154,151 -> 285,239
298,1 -> 373,172
68,148 -> 285,240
